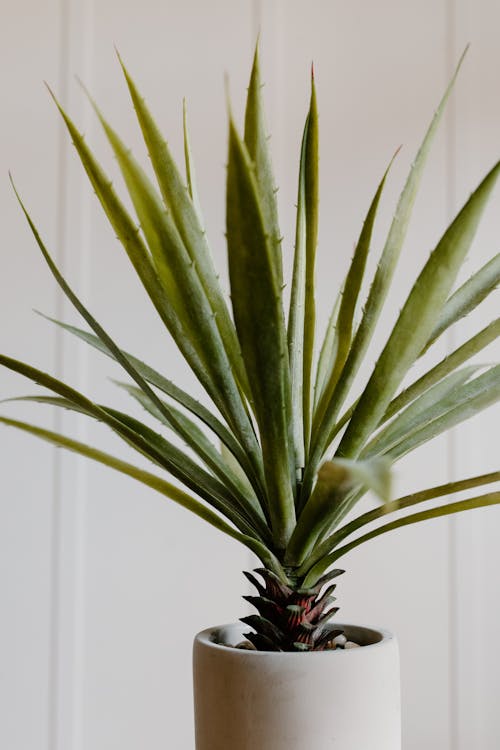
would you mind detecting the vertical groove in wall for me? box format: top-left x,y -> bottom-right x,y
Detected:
445,0 -> 458,747
48,1 -> 71,746
74,5 -> 94,746
49,0 -> 94,747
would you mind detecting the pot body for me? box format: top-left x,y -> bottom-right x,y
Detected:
193,622 -> 401,750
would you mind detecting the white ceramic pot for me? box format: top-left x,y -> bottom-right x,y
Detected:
193,621 -> 400,750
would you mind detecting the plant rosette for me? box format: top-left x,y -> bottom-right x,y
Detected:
2,42 -> 500,750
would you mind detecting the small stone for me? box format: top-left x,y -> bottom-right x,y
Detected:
333,634 -> 347,647
235,640 -> 257,650
344,641 -> 360,649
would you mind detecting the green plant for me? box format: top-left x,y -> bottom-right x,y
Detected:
2,47 -> 500,651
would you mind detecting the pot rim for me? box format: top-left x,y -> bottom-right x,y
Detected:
194,621 -> 396,656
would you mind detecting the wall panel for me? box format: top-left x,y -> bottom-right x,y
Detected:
51,4 -> 95,749
453,2 -> 500,748
0,2 -> 63,749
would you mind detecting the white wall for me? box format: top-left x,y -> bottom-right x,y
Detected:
1,1 -> 499,748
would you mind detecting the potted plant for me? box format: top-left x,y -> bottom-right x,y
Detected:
2,46 -> 500,749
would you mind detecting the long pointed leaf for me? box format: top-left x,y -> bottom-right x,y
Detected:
387,364 -> 500,461
362,365 -> 483,457
332,470 -> 500,547
0,416 -> 284,576
303,492 -> 500,587
116,55 -> 251,403
36,311 -> 258,483
182,99 -> 205,226
41,94 -> 218,403
287,105 -> 310,473
305,491 -> 500,583
302,72 -> 319,457
337,161 -> 500,458
299,365 -> 500,572
297,469 -> 500,578
12,386 -> 269,537
320,364 -> 500,538
226,113 -> 295,548
84,91 -> 260,471
244,44 -> 283,285
383,317 -> 500,423
15,169 -> 268,511
81,85 -> 212,352
423,252 -> 500,352
304,49 -> 468,494
313,152 -> 397,436
115,381 -> 267,524
101,404 -> 265,538
12,180 -> 265,496
313,293 -> 341,411
325,316 -> 500,452
285,457 -> 391,566
0,354 -> 261,537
